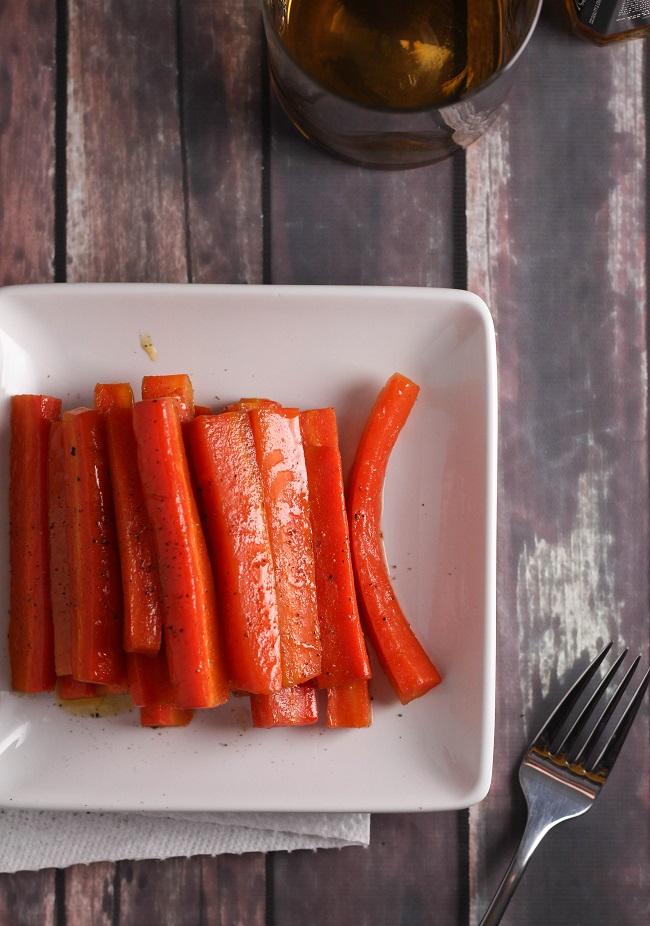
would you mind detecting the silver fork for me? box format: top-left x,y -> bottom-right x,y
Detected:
479,642 -> 650,926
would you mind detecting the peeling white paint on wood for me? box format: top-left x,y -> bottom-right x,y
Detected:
605,42 -> 647,417
516,435 -> 622,727
466,108 -> 512,322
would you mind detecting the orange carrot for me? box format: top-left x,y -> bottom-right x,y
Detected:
9,394 -> 61,692
142,374 -> 195,422
48,419 -> 73,677
63,407 -> 126,686
132,397 -> 229,709
224,398 -> 281,412
348,373 -> 442,704
326,679 -> 372,728
101,399 -> 163,655
249,406 -> 321,686
250,681 -> 318,727
127,644 -> 177,708
300,407 -> 371,688
57,675 -> 97,700
94,382 -> 134,412
186,411 -> 283,694
140,704 -> 193,727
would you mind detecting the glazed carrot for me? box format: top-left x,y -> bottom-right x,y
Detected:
142,374 -> 195,422
96,680 -> 130,695
9,394 -> 61,692
300,407 -> 371,688
326,679 -> 372,728
94,382 -> 134,412
101,398 -> 163,655
57,675 -> 97,700
348,373 -> 442,704
249,406 -> 321,686
194,404 -> 212,416
186,411 -> 283,694
48,419 -> 73,677
140,704 -> 193,727
63,407 -> 126,686
127,644 -> 177,708
132,397 -> 229,709
224,397 -> 281,412
250,681 -> 318,727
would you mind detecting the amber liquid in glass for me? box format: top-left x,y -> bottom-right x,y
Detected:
279,0 -> 504,109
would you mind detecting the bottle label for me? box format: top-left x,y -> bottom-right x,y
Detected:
573,0 -> 650,33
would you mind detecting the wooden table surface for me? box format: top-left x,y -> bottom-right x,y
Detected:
1,1 -> 649,924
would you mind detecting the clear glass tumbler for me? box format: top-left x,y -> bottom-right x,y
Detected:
262,0 -> 543,169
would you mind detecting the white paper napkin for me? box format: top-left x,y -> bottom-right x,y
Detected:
0,809 -> 370,873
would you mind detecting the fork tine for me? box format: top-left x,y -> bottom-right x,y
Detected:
572,654 -> 640,766
556,648 -> 629,758
588,665 -> 650,780
534,641 -> 612,749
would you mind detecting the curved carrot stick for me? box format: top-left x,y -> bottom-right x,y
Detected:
348,373 -> 442,704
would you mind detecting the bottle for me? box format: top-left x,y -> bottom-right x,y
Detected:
565,0 -> 650,44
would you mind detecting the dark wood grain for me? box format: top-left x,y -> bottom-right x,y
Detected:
269,101 -> 458,286
0,869 -> 56,926
0,0 -> 57,285
272,814 -> 462,926
179,0 -> 264,283
115,855 -> 266,926
466,14 -> 649,926
64,863 -> 116,926
66,0 -> 187,282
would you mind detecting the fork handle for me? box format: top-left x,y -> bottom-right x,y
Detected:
478,815 -> 551,926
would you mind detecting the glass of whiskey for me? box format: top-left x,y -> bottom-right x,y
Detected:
262,0 -> 543,169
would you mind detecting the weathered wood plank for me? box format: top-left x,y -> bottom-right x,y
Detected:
64,862 -> 117,926
269,101 -> 458,286
179,0 -> 264,283
0,869 -> 56,926
66,0 -> 186,282
466,18 -> 649,926
116,855 -> 266,926
0,0 -> 57,285
272,814 -> 461,926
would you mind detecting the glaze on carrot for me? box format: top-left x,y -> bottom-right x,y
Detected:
93,382 -> 134,413
300,407 -> 371,688
186,411 -> 283,694
127,643 -> 177,707
57,675 -> 97,700
250,681 -> 318,727
142,374 -> 195,422
326,679 -> 372,728
348,373 -> 442,704
132,397 -> 229,709
101,397 -> 163,655
63,407 -> 126,686
48,419 -> 73,677
140,704 -> 193,727
9,394 -> 61,692
249,406 -> 321,687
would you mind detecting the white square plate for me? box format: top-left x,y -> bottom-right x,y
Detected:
0,283 -> 496,812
